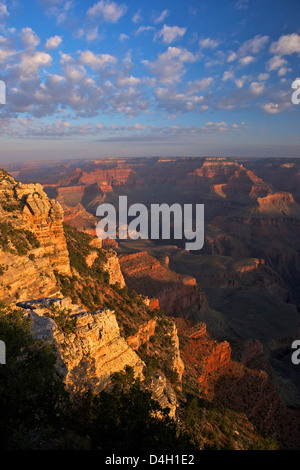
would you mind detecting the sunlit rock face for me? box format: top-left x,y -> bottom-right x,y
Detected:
17,297 -> 145,394
0,171 -> 70,303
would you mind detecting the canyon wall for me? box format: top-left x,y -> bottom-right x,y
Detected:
119,251 -> 202,317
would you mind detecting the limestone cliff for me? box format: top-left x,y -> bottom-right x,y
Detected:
0,170 -> 70,303
17,297 -> 145,393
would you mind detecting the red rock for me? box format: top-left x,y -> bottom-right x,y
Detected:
119,251 -> 202,316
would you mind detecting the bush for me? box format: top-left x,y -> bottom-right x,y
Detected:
73,366 -> 196,451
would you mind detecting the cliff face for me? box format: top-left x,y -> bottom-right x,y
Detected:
119,251 -> 202,317
127,318 -> 157,350
175,319 -> 231,391
79,167 -> 137,188
62,202 -> 98,236
255,192 -> 298,215
17,297 -> 145,394
0,171 -> 70,303
199,342 -> 231,388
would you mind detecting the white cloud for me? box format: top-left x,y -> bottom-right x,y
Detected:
143,47 -> 197,85
132,8 -> 142,24
0,2 -> 9,17
78,50 -> 117,70
186,78 -> 214,94
257,73 -> 269,81
45,35 -> 62,50
153,87 -> 205,113
117,75 -> 141,87
199,38 -> 220,49
43,0 -> 73,25
135,25 -> 154,35
278,67 -> 291,77
85,27 -> 100,42
154,9 -> 169,24
249,81 -> 265,96
133,123 -> 146,130
267,55 -> 287,71
235,76 -> 247,88
223,70 -> 234,81
238,35 -> 269,55
87,0 -> 126,23
239,55 -> 255,66
20,27 -> 40,48
270,33 -> 300,55
227,51 -> 238,63
63,63 -> 86,83
119,33 -> 129,41
155,24 -> 186,44
261,102 -> 281,114
19,51 -> 52,79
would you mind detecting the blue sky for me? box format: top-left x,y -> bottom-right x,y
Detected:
0,0 -> 300,162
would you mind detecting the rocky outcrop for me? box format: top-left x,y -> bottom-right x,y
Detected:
16,184 -> 70,275
145,372 -> 178,419
127,318 -> 157,350
0,171 -> 70,303
199,341 -> 231,387
103,249 -> 125,287
255,192 -> 298,215
170,322 -> 185,384
17,297 -> 145,394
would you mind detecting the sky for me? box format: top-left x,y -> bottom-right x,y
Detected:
0,0 -> 300,163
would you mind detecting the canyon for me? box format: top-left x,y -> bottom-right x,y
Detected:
1,157 -> 300,450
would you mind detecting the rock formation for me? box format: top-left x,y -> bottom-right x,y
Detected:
0,170 -> 70,303
17,297 -> 145,394
119,251 -> 202,317
103,249 -> 126,287
127,318 -> 157,350
255,192 -> 298,215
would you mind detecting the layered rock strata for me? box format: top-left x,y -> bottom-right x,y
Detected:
119,251 -> 201,317
17,297 -> 145,393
